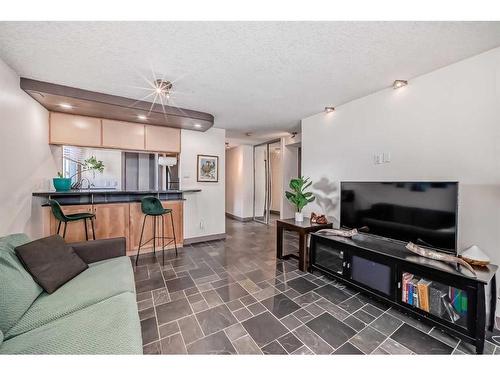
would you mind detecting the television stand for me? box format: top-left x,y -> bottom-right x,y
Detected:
309,232 -> 498,354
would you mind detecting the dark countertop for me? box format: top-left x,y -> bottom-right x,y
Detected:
32,189 -> 201,197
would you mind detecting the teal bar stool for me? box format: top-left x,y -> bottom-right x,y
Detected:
136,196 -> 178,266
48,199 -> 96,240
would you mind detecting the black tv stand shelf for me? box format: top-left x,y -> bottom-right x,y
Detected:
309,232 -> 498,354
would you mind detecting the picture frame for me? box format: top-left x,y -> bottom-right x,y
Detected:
197,154 -> 219,182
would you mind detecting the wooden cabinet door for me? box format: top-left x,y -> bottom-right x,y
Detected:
49,204 -> 94,243
102,119 -> 145,150
49,112 -> 101,147
129,201 -> 183,254
145,125 -> 181,153
92,203 -> 130,248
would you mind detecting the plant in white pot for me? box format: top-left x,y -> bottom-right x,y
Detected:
285,176 -> 315,222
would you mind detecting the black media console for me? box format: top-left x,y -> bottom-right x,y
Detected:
309,232 -> 497,354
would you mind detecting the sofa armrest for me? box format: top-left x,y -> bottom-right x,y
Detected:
70,237 -> 126,264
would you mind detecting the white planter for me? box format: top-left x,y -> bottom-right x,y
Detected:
295,212 -> 304,222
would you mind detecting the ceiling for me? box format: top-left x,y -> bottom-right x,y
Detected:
1,22 -> 500,141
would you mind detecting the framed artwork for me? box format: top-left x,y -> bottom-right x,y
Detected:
197,154 -> 219,182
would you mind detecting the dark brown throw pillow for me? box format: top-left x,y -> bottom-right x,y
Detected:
15,235 -> 88,294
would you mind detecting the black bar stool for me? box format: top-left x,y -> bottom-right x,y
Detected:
135,196 -> 178,266
48,199 -> 96,240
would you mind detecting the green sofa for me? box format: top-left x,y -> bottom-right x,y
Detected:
0,234 -> 142,354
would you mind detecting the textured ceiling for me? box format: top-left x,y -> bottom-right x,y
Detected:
1,21 -> 500,138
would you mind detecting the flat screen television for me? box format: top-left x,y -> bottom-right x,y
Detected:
340,182 -> 458,253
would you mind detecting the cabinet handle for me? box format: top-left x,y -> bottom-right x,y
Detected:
397,282 -> 401,289
347,263 -> 351,269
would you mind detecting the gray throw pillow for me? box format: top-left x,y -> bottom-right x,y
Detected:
15,235 -> 88,294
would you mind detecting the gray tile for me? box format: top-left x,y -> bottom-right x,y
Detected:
215,283 -> 249,302
386,307 -> 433,334
306,312 -> 356,349
372,347 -> 389,355
139,307 -> 155,321
287,277 -> 318,294
160,333 -> 187,354
315,298 -> 350,320
187,331 -> 236,354
152,288 -> 170,306
338,296 -> 365,313
189,266 -> 215,279
232,335 -> 262,354
315,284 -> 352,304
262,340 -> 288,354
187,293 -> 204,304
291,345 -> 313,355
293,291 -> 321,306
166,275 -> 196,293
277,332 -> 303,354
332,342 -> 364,355
226,299 -> 245,311
156,298 -> 193,325
196,304 -> 238,336
349,326 -> 387,354
379,338 -> 412,354
343,315 -> 366,332
304,302 -> 324,317
233,307 -> 253,322
428,328 -> 460,348
370,313 -> 403,336
239,279 -> 261,294
136,291 -> 152,302
141,317 -> 159,345
293,308 -> 314,323
280,314 -> 303,331
353,309 -> 376,324
283,288 -> 301,300
143,340 -> 161,355
242,312 -> 288,347
191,299 -> 210,313
293,324 -> 333,354
224,323 -> 248,341
247,302 -> 267,316
240,294 -> 258,306
391,324 -> 453,354
252,286 -> 280,301
159,321 -> 180,338
184,286 -> 200,296
362,304 -> 384,318
202,289 -> 224,307
136,275 -> 165,293
261,293 -> 301,319
178,315 -> 204,345
138,298 -> 154,311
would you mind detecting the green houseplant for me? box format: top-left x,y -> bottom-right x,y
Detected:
53,156 -> 105,191
285,176 -> 315,222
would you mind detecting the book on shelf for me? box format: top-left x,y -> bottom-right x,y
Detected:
417,279 -> 432,312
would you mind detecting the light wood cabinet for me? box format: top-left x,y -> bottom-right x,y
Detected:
92,203 -> 130,249
102,119 -> 145,150
129,200 -> 183,255
49,113 -> 101,147
47,204 -> 94,243
145,125 -> 181,153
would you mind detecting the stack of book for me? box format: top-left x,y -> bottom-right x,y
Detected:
401,272 -> 467,323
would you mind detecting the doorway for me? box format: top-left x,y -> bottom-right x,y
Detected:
253,140 -> 281,224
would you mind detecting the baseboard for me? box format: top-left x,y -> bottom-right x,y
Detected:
225,212 -> 253,222
270,210 -> 280,215
184,232 -> 227,245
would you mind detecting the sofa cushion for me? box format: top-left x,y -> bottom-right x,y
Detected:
15,235 -> 88,294
0,234 -> 43,333
0,292 -> 142,354
6,256 -> 135,339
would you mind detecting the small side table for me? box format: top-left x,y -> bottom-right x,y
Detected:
276,218 -> 332,272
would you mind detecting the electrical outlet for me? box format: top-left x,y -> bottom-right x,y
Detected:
383,152 -> 391,163
199,220 -> 204,230
373,153 -> 382,164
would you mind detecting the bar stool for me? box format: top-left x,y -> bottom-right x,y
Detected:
48,199 -> 96,240
135,196 -> 178,266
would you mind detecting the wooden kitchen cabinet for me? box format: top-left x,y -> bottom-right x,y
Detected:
49,112 -> 101,147
129,200 -> 183,255
92,203 -> 130,248
145,125 -> 181,153
102,119 -> 145,151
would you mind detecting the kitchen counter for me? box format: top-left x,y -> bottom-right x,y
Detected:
33,189 -> 201,206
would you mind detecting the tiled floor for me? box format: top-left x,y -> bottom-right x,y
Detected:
132,218 -> 500,355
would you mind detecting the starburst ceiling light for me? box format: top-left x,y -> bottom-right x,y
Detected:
393,80 -> 408,89
154,79 -> 173,99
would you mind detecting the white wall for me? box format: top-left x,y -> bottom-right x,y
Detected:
225,145 -> 254,219
0,58 -> 59,238
270,146 -> 282,213
302,47 -> 500,309
281,135 -> 300,219
180,128 -> 226,240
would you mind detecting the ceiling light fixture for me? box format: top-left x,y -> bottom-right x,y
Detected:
154,79 -> 173,99
194,123 -> 202,128
324,107 -> 335,113
59,103 -> 73,109
137,114 -> 147,121
393,80 -> 408,89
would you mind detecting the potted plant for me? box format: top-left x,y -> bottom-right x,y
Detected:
53,156 -> 105,191
285,176 -> 315,222
52,172 -> 72,192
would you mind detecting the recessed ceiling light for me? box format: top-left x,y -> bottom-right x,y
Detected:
324,107 -> 335,113
59,103 -> 73,109
194,123 -> 202,128
393,80 -> 408,89
137,114 -> 147,121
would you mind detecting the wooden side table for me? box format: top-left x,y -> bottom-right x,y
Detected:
276,218 -> 332,272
